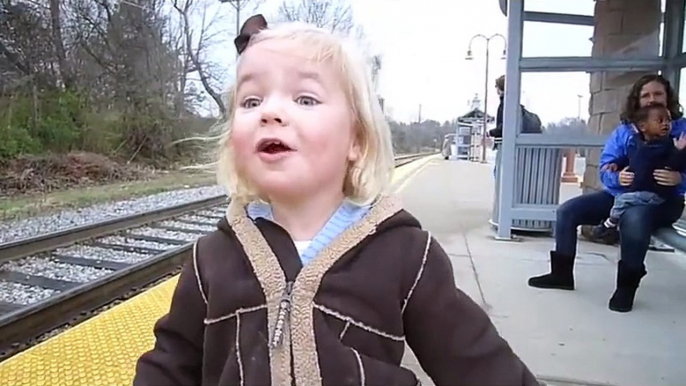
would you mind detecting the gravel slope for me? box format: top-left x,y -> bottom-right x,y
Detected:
0,185 -> 227,244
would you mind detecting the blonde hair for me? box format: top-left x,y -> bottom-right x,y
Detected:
216,22 -> 395,206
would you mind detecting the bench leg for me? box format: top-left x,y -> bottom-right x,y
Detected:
649,237 -> 675,253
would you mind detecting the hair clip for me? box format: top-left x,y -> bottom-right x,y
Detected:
234,14 -> 268,55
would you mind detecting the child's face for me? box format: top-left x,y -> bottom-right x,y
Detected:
639,108 -> 671,138
231,39 -> 359,203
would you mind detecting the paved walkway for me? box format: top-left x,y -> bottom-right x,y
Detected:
399,157 -> 686,386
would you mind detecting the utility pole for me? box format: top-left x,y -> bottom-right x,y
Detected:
466,33 -> 507,163
577,94 -> 582,118
418,104 -> 422,123
219,0 -> 243,57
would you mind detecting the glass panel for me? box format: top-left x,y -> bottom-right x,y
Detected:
523,23 -> 593,58
524,0 -> 595,16
522,0 -> 668,58
679,68 -> 686,105
519,72 -> 592,127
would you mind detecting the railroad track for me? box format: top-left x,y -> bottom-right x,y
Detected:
0,152 -> 434,358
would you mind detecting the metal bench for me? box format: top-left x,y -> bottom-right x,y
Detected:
652,221 -> 686,253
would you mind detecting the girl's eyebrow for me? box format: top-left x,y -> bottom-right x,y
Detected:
237,70 -> 322,89
297,70 -> 323,82
236,73 -> 256,90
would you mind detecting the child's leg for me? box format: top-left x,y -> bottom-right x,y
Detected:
608,192 -> 645,222
592,193 -> 634,239
607,192 -> 663,225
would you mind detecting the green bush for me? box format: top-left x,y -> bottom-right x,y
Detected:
0,124 -> 41,158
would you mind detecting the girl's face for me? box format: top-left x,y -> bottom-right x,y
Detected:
638,81 -> 668,108
231,39 -> 360,204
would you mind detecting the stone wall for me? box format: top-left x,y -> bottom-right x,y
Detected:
582,0 -> 662,192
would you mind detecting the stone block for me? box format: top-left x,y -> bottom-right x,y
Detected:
600,112 -> 621,135
592,89 -> 622,114
594,10 -> 624,38
621,3 -> 662,36
604,34 -> 659,57
588,113 -> 601,134
583,165 -> 599,190
603,72 -> 651,90
590,72 -> 603,93
586,148 -> 601,168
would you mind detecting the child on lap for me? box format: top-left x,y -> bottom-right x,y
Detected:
593,103 -> 686,239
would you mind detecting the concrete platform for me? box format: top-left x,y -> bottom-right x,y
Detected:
399,157 -> 686,386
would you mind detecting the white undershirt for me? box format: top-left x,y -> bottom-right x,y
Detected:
293,240 -> 312,256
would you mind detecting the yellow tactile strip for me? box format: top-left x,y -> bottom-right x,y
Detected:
0,155 -> 433,386
0,276 -> 178,386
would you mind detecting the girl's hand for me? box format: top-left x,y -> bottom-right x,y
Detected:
618,167 -> 634,186
654,169 -> 682,186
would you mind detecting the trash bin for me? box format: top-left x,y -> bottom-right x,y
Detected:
490,140 -> 564,233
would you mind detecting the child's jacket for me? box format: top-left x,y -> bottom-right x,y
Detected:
133,195 -> 539,386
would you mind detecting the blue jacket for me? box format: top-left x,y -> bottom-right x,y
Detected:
599,117 -> 686,196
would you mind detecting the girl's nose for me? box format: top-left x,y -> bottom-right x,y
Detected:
261,115 -> 283,125
259,97 -> 288,126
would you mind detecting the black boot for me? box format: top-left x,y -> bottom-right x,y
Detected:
609,261 -> 646,313
528,251 -> 575,290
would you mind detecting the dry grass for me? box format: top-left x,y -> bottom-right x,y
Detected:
0,170 -> 216,221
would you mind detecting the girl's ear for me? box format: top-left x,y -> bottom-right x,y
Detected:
347,122 -> 362,162
348,140 -> 361,162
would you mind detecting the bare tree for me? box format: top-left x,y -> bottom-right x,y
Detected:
370,54 -> 381,90
220,0 -> 264,36
277,0 -> 354,35
172,0 -> 228,117
172,0 -> 263,117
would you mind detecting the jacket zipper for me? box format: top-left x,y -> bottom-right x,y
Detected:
270,281 -> 294,349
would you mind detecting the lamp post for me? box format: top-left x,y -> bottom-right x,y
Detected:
466,33 -> 507,163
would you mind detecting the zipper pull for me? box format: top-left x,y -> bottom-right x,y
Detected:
269,281 -> 294,349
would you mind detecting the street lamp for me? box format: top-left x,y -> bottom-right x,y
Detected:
466,33 -> 507,163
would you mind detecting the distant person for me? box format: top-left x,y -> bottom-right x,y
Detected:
133,15 -> 539,386
488,76 -> 505,177
592,103 -> 686,239
490,75 -> 506,146
488,75 -> 543,177
528,74 -> 686,313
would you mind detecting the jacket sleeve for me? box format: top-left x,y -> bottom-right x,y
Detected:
599,126 -> 626,189
403,236 -> 540,386
491,100 -> 504,138
132,245 -> 206,385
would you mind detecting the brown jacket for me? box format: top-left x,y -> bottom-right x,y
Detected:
133,195 -> 539,386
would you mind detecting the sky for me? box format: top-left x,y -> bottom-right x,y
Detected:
193,0 -> 668,126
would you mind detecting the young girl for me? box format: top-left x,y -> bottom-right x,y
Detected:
134,15 -> 538,386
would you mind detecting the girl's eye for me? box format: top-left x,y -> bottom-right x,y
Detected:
242,98 -> 261,108
296,96 -> 319,106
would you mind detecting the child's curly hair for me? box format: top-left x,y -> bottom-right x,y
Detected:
630,102 -> 670,127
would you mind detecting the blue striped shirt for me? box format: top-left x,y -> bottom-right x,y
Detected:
246,200 -> 370,265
